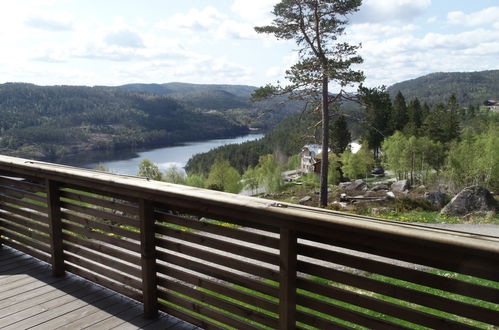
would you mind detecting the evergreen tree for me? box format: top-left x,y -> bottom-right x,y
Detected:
404,98 -> 423,136
358,85 -> 392,158
444,94 -> 460,142
253,0 -> 364,207
391,91 -> 408,132
330,114 -> 351,155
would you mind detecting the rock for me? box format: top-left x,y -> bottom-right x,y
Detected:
371,184 -> 389,192
371,207 -> 395,216
440,186 -> 497,217
342,179 -> 368,192
299,196 -> 312,204
386,191 -> 396,199
391,180 -> 411,193
462,210 -> 496,221
424,192 -> 448,208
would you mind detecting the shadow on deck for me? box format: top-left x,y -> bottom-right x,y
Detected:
0,245 -> 199,330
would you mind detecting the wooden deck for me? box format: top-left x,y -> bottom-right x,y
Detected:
0,245 -> 200,330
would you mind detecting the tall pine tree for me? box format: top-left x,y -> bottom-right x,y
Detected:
330,114 -> 351,155
391,91 -> 408,132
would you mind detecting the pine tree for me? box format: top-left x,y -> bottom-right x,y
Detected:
330,114 -> 351,155
391,91 -> 408,132
253,0 -> 364,207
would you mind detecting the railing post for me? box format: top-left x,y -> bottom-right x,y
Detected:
279,227 -> 297,330
139,199 -> 158,318
46,179 -> 65,277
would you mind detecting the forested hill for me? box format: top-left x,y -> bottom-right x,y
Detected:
0,83 -> 248,162
119,82 -> 304,130
387,70 -> 499,106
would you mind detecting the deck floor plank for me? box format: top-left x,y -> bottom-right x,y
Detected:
0,245 -> 200,330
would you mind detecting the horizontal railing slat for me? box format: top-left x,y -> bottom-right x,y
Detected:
60,201 -> 139,228
61,232 -> 141,265
61,210 -> 140,241
0,175 -> 46,193
63,242 -> 142,278
156,236 -> 279,281
1,237 -> 51,263
0,202 -> 49,224
60,190 -> 139,216
64,253 -> 142,291
154,210 -> 279,249
156,263 -> 278,313
298,260 -> 499,326
297,277 -> 466,329
64,263 -> 142,302
299,243 -> 499,304
157,275 -> 278,328
0,193 -> 48,214
61,220 -> 140,253
157,288 -> 258,330
156,250 -> 279,297
1,227 -> 51,254
0,218 -> 50,245
155,224 -> 279,265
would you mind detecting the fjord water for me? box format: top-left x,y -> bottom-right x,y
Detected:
79,133 -> 264,176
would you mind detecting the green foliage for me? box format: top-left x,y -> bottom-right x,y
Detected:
0,83 -> 248,162
186,113 -> 312,175
330,114 -> 351,155
387,70 -> 499,106
286,154 -> 301,171
206,159 -> 242,194
382,132 -> 445,185
358,85 -> 392,156
185,174 -> 205,188
445,126 -> 499,191
328,153 -> 343,185
137,159 -> 162,181
341,143 -> 375,179
163,165 -> 186,184
391,91 -> 408,132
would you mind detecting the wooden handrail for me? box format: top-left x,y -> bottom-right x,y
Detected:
0,155 -> 498,329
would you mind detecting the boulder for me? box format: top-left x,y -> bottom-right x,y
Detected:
299,196 -> 312,204
391,180 -> 410,193
440,186 -> 497,217
343,179 -> 368,192
371,184 -> 389,192
424,192 -> 448,208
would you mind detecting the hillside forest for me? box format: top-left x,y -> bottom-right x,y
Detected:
167,88 -> 498,195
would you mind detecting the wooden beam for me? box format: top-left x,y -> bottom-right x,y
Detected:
279,227 -> 297,330
46,179 -> 64,277
139,199 -> 158,318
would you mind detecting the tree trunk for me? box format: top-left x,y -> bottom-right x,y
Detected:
319,75 -> 329,207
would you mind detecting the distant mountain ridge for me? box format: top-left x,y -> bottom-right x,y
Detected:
119,82 -> 303,129
387,70 -> 499,106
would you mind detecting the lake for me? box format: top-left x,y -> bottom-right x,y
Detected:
78,133 -> 264,176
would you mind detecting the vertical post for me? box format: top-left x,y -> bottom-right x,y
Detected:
279,227 -> 297,330
46,179 -> 64,277
139,199 -> 158,318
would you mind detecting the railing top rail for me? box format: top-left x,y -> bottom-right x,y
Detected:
0,155 -> 498,256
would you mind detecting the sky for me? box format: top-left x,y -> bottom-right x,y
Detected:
1,0 -> 499,89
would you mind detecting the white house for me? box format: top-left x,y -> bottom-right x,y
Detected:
300,144 -> 322,174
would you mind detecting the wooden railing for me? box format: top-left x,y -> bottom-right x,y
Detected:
0,155 -> 498,329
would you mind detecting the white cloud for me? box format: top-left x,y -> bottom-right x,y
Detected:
104,29 -> 144,48
25,11 -> 74,31
354,0 -> 431,23
159,6 -> 227,32
231,0 -> 277,24
447,7 -> 499,26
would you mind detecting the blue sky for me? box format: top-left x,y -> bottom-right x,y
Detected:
1,0 -> 499,89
